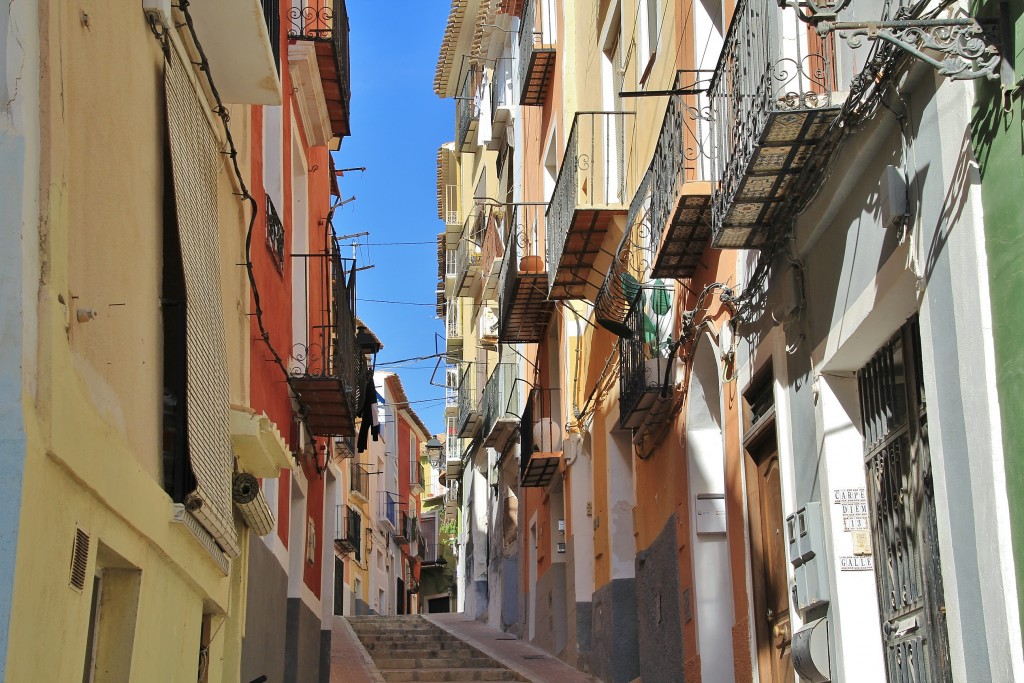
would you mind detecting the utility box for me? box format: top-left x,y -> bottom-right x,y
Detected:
786,502 -> 830,612
793,617 -> 831,682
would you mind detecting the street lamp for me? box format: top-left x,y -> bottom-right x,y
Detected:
356,324 -> 382,371
425,437 -> 444,470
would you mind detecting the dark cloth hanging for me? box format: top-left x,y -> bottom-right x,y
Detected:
357,380 -> 380,452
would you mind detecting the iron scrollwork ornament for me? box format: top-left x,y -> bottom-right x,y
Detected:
820,17 -> 1002,81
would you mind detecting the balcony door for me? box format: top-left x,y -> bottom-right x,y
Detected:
601,20 -> 626,204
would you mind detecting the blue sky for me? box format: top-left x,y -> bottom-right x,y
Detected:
331,3 -> 453,434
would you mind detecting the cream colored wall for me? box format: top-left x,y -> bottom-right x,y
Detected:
6,3 -> 251,681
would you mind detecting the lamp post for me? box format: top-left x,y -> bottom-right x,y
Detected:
356,324 -> 382,372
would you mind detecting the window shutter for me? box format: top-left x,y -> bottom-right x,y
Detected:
165,51 -> 240,558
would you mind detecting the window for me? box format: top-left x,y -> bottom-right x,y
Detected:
637,0 -> 659,84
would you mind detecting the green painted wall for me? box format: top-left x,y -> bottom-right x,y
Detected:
971,0 -> 1024,630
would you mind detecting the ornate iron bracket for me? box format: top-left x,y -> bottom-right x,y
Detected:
818,17 -> 1002,80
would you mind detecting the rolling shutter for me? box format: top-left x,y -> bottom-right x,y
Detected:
165,50 -> 240,558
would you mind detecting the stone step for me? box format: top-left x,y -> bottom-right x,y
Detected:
352,632 -> 464,641
363,646 -> 483,657
373,657 -> 500,670
380,669 -> 529,682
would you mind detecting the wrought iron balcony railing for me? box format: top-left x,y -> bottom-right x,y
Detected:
454,212 -> 484,297
420,541 -> 443,565
595,76 -> 713,336
261,0 -> 281,72
290,247 -> 366,437
521,387 -> 562,488
518,0 -> 557,105
446,302 -> 463,358
481,363 -> 520,452
708,0 -> 838,248
349,461 -> 370,500
334,505 -> 362,560
489,65 -> 514,149
619,285 -> 679,429
457,64 -> 481,152
498,203 -> 555,343
457,363 -> 483,438
546,111 -> 635,300
379,491 -> 399,531
266,196 -> 285,270
395,510 -> 411,544
288,0 -> 352,139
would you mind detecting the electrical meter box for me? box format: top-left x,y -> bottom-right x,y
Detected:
792,617 -> 831,682
786,502 -> 830,612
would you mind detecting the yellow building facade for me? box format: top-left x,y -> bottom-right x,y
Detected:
1,2 -> 288,680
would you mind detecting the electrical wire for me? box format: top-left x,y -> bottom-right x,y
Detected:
361,298 -> 436,306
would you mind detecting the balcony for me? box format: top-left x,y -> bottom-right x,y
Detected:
334,505 -> 362,560
420,541 -> 443,565
498,204 -> 555,343
445,366 -> 459,417
411,459 -> 425,496
445,302 -> 463,360
457,65 -> 481,152
445,418 -> 463,479
394,511 -> 412,545
457,364 -> 483,438
521,388 -> 562,488
518,0 -> 557,106
349,461 -> 370,502
454,212 -> 484,297
619,285 -> 680,430
546,111 -> 635,300
444,481 -> 460,521
167,0 -> 282,104
333,434 -> 356,461
481,363 -> 520,453
379,491 -> 399,532
595,83 -> 713,336
479,206 -> 506,303
289,250 -> 366,437
488,66 -> 514,150
708,0 -> 838,248
288,0 -> 352,141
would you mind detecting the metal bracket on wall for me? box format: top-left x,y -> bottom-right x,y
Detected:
818,17 -> 1004,81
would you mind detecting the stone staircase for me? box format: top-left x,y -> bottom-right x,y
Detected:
346,615 -> 530,682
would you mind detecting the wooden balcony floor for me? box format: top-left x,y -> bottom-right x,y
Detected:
521,452 -> 560,488
291,375 -> 356,436
714,106 -> 839,248
500,272 -> 554,343
652,181 -> 713,279
520,48 -> 555,106
550,207 -> 622,300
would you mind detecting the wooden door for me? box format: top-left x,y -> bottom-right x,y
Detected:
748,436 -> 795,683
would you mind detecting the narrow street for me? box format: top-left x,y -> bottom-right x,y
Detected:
330,615 -> 597,683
